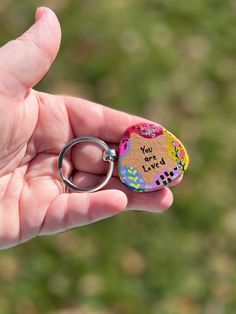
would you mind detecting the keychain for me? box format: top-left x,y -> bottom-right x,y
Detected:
58,122 -> 189,193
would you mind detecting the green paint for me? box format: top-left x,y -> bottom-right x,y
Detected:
128,176 -> 139,182
130,183 -> 140,190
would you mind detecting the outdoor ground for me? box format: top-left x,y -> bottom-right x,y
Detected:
0,1 -> 235,313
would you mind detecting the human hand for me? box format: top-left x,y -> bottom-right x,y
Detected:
0,7 -> 180,249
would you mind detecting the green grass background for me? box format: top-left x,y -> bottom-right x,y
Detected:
0,0 -> 235,313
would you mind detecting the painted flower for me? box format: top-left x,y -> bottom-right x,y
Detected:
172,140 -> 181,147
140,124 -> 163,137
179,149 -> 185,159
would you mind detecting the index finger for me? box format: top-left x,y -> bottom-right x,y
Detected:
64,96 -> 153,143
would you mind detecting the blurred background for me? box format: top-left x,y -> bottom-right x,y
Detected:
0,0 -> 235,313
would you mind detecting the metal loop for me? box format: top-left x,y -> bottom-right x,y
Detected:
58,137 -> 116,193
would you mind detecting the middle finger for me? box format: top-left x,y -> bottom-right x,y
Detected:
71,142 -> 119,176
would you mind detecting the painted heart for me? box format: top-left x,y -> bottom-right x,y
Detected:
118,123 -> 189,192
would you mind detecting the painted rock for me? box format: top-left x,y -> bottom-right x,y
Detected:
118,123 -> 189,192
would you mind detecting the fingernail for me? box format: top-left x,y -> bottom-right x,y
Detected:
107,190 -> 128,212
35,7 -> 46,22
159,188 -> 173,211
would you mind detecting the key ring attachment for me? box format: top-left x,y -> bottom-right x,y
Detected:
58,137 -> 116,193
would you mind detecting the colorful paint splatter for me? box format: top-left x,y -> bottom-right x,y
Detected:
118,123 -> 189,192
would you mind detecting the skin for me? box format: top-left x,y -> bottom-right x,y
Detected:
0,7 -> 181,249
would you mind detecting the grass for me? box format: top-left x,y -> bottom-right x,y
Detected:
0,0 -> 235,313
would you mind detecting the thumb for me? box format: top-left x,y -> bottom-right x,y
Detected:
0,7 -> 61,98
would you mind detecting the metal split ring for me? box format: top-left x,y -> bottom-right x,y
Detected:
58,137 -> 117,193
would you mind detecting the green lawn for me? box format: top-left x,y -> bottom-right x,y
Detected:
0,1 -> 235,313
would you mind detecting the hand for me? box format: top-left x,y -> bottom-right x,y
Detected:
0,7 -> 179,249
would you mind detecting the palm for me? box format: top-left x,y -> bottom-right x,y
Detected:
0,7 -> 175,249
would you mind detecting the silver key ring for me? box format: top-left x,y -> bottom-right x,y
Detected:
58,137 -> 117,193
